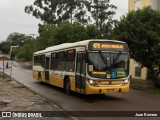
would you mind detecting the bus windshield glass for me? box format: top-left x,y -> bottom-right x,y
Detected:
88,52 -> 129,79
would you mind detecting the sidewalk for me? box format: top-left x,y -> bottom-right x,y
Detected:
0,72 -> 74,120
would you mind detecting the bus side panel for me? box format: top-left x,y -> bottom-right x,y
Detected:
49,73 -> 76,91
32,70 -> 45,83
33,71 -> 39,80
49,73 -> 63,88
49,73 -> 56,86
40,71 -> 45,82
50,72 -> 64,88
69,76 -> 76,91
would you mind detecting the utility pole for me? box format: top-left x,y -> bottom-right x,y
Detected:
90,0 -> 99,38
96,0 -> 99,35
90,0 -> 108,38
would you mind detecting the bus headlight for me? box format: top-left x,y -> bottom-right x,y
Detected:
87,79 -> 99,87
121,79 -> 129,86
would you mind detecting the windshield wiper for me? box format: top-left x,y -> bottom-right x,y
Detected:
113,52 -> 121,64
98,51 -> 107,64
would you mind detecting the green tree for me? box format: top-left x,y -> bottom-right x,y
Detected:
90,0 -> 117,37
36,22 -> 88,50
25,0 -> 91,25
0,32 -> 27,54
25,0 -> 59,24
16,37 -> 38,61
37,24 -> 57,50
0,41 -> 11,54
86,25 -> 97,39
6,32 -> 27,46
55,22 -> 88,44
57,0 -> 91,24
113,7 -> 160,86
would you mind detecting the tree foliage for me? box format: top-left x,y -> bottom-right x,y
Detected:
0,32 -> 27,54
90,0 -> 117,34
0,41 -> 10,54
37,22 -> 92,50
25,0 -> 116,27
37,24 -> 57,50
16,37 -> 38,61
25,0 -> 91,24
0,32 -> 37,61
113,7 -> 160,83
25,0 -> 117,40
54,22 -> 88,44
6,32 -> 27,46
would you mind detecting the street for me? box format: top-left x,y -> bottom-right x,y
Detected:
1,60 -> 160,120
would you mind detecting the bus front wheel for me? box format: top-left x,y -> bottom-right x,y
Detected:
65,79 -> 71,94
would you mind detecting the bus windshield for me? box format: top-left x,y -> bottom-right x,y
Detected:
88,52 -> 129,79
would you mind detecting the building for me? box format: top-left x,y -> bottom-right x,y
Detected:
129,0 -> 160,11
130,59 -> 147,80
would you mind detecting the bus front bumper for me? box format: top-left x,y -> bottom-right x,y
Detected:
85,84 -> 130,94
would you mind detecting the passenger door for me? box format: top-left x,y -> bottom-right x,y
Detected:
75,52 -> 86,92
45,56 -> 50,81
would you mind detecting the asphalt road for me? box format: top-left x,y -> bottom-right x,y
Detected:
1,60 -> 160,120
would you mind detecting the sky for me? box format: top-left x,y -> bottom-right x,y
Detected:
0,0 -> 128,42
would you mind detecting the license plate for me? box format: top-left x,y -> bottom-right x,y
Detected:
107,89 -> 114,92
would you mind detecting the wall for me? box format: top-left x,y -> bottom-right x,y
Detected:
128,0 -> 160,11
128,0 -> 150,11
130,59 -> 147,80
149,0 -> 160,10
128,0 -> 135,11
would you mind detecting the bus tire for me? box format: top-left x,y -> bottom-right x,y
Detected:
65,79 -> 71,95
38,73 -> 42,84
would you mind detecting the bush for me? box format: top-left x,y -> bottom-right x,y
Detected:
147,69 -> 160,88
155,77 -> 160,88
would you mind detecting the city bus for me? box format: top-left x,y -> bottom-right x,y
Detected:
33,39 -> 130,94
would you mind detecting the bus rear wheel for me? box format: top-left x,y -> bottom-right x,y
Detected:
65,79 -> 71,94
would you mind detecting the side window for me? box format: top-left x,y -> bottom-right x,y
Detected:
50,52 -> 57,70
33,56 -> 38,65
33,54 -> 45,68
76,52 -> 86,75
76,53 -> 82,73
66,49 -> 76,72
40,55 -> 45,68
57,51 -> 65,71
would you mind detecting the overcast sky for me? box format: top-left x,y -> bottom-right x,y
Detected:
0,0 -> 128,42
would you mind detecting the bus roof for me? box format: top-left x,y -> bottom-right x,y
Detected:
34,39 -> 126,54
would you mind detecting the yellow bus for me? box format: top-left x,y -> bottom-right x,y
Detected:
33,39 -> 130,94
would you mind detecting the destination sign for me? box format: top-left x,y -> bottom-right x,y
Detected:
88,41 -> 128,52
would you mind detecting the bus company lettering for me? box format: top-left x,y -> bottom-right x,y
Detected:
12,112 -> 42,117
93,43 -> 124,49
101,44 -> 123,49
